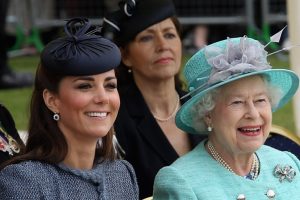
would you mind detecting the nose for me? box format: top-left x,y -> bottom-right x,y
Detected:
93,87 -> 109,104
244,101 -> 260,119
156,34 -> 169,51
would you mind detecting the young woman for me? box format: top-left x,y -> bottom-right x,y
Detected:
0,18 -> 139,199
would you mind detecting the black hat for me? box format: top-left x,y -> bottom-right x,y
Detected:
102,0 -> 176,46
41,18 -> 121,76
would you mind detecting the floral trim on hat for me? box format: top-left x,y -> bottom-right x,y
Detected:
205,36 -> 272,85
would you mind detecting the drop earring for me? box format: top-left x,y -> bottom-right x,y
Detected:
53,113 -> 60,121
128,68 -> 132,73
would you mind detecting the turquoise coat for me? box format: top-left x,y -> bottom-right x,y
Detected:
153,140 -> 300,199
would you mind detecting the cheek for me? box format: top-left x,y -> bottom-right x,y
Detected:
58,94 -> 89,115
129,46 -> 151,66
262,109 -> 272,129
175,40 -> 182,55
111,94 -> 120,111
212,106 -> 241,131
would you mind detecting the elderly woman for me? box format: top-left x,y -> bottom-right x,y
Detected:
153,37 -> 300,199
0,18 -> 138,199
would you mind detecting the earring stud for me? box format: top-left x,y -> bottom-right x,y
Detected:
53,113 -> 60,121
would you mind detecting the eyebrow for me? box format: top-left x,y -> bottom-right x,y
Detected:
145,26 -> 176,34
227,92 -> 268,99
72,76 -> 117,82
105,76 -> 117,81
72,76 -> 94,82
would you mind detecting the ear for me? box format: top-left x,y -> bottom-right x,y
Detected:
204,112 -> 212,126
43,89 -> 59,113
120,47 -> 132,67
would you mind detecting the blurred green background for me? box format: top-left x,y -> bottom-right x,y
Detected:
0,54 -> 296,133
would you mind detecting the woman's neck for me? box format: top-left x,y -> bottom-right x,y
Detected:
135,77 -> 178,114
206,140 -> 256,177
63,140 -> 97,170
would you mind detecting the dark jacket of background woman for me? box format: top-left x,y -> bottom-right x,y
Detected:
115,82 -> 206,199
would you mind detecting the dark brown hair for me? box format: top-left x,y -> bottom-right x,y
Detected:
116,16 -> 183,90
1,64 -> 117,169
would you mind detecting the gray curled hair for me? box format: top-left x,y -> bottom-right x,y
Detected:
191,75 -> 283,133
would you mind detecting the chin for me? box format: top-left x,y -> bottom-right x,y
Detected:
88,128 -> 110,138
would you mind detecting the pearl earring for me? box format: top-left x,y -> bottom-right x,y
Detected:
128,69 -> 132,73
53,113 -> 60,121
207,126 -> 212,132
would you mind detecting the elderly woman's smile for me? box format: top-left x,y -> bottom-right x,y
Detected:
237,126 -> 262,136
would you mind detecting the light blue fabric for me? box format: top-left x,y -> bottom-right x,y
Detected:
153,140 -> 300,200
0,159 -> 139,200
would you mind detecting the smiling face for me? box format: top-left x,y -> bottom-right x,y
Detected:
122,18 -> 182,84
44,70 -> 120,144
207,75 -> 272,156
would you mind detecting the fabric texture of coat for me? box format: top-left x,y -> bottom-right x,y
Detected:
0,159 -> 139,199
153,140 -> 300,199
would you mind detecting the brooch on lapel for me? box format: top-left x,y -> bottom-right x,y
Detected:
273,164 -> 296,182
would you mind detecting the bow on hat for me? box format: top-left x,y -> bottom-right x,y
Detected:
103,0 -> 137,33
102,0 -> 176,46
41,17 -> 121,76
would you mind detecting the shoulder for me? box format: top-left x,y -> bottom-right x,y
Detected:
0,160 -> 57,180
259,144 -> 297,158
172,141 -> 206,169
0,161 -> 57,199
155,141 -> 208,181
258,145 -> 300,169
153,165 -> 197,200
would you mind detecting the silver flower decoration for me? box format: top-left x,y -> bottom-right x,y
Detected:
274,164 -> 296,182
204,36 -> 272,85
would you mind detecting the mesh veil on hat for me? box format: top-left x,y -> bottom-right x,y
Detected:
175,37 -> 299,135
102,0 -> 176,46
41,18 -> 121,76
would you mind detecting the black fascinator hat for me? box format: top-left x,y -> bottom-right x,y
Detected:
41,17 -> 121,76
102,0 -> 176,46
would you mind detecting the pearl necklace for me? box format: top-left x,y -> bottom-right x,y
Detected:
152,94 -> 180,123
207,141 -> 259,180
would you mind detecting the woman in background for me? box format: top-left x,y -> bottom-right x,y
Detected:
102,0 -> 205,198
